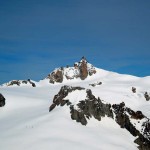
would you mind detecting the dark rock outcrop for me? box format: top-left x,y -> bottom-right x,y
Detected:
8,80 -> 21,86
48,70 -> 63,83
49,86 -> 150,149
4,80 -> 36,87
132,87 -> 136,93
49,86 -> 113,125
89,81 -> 102,87
27,79 -> 36,87
142,120 -> 150,141
22,80 -> 28,84
144,92 -> 150,101
54,70 -> 63,83
49,85 -> 85,111
31,82 -> 36,87
112,102 -> 150,150
49,103 -> 56,111
70,107 -> 87,125
70,89 -> 113,125
0,93 -> 5,107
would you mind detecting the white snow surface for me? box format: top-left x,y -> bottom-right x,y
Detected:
0,67 -> 150,150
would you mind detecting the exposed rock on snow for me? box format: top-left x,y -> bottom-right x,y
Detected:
144,92 -> 150,101
2,79 -> 36,87
49,85 -> 150,149
0,93 -> 5,107
78,57 -> 88,80
27,79 -> 36,87
46,57 -> 96,83
49,85 -> 85,111
48,69 -> 64,84
70,89 -> 113,125
112,102 -> 150,150
132,87 -> 136,93
89,81 -> 102,87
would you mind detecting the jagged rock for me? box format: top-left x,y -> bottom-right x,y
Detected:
112,103 -> 138,133
8,80 -> 20,86
79,58 -> 88,80
135,135 -> 150,150
54,70 -> 63,83
46,57 -> 97,83
76,95 -> 113,122
144,92 -> 150,101
49,86 -> 150,149
4,80 -> 36,87
89,81 -> 102,87
112,102 -> 150,150
47,70 -> 63,83
133,111 -> 144,120
70,107 -> 87,125
31,82 -> 36,87
22,80 -> 27,84
60,100 -> 69,106
132,87 -> 136,93
50,87 -> 113,125
126,108 -> 144,120
0,93 -> 5,107
49,85 -> 85,111
67,101 -> 72,106
49,78 -> 55,84
86,89 -> 96,100
49,103 -> 56,111
27,79 -> 36,87
142,120 -> 150,141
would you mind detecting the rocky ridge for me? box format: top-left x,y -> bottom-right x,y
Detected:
89,81 -> 102,87
2,79 -> 36,87
46,57 -> 96,83
49,85 -> 150,150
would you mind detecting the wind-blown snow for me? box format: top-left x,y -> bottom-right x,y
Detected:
0,67 -> 150,150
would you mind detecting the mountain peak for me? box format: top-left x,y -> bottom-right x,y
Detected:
80,56 -> 87,62
46,57 -> 97,83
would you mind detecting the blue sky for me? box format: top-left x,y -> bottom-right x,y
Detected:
0,0 -> 150,84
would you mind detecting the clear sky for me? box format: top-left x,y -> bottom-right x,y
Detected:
0,0 -> 150,84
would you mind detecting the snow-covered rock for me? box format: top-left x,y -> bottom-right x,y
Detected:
46,57 -> 96,83
2,79 -> 36,87
49,85 -> 150,149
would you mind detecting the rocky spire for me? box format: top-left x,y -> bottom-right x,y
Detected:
46,57 -> 96,83
79,57 -> 88,80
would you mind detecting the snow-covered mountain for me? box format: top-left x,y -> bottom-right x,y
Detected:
0,57 -> 150,150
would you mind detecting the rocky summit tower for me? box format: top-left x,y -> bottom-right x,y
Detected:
46,57 -> 96,83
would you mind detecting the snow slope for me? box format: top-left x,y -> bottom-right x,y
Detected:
0,67 -> 150,150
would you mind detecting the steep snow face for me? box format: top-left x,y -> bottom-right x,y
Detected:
0,85 -> 138,150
